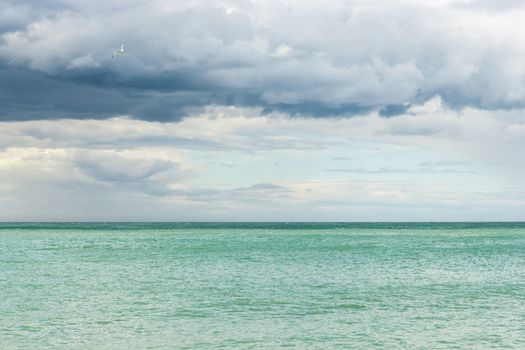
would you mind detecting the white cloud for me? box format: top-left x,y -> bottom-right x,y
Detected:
1,98 -> 525,220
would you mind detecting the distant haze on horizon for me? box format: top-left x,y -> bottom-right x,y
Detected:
1,0 -> 525,221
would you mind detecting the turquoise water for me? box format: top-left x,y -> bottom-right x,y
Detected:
1,223 -> 524,349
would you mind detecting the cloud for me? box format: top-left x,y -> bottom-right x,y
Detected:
332,157 -> 354,161
1,99 -> 525,220
0,0 -> 65,34
2,0 -> 525,120
324,166 -> 475,174
73,151 -> 179,184
455,0 -> 525,11
2,98 -> 525,161
3,2 -> 525,221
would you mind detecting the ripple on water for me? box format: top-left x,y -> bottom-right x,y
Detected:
1,224 -> 525,349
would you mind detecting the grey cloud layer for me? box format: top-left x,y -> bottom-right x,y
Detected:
2,0 -> 525,120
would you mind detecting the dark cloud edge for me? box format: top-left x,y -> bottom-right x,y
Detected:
2,63 -> 524,122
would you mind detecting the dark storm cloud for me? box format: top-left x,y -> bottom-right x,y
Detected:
0,62 -> 265,121
0,60 -> 376,121
0,64 -> 126,120
2,0 -> 525,121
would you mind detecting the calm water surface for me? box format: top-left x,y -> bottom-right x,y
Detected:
1,223 -> 524,349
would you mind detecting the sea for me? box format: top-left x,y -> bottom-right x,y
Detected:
1,222 -> 524,349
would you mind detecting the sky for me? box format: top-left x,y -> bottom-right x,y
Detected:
1,0 -> 525,221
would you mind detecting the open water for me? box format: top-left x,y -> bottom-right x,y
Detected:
1,222 -> 524,349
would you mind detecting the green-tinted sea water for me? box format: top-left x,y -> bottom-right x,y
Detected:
1,223 -> 524,349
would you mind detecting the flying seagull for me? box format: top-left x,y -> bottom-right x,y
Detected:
112,43 -> 125,58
